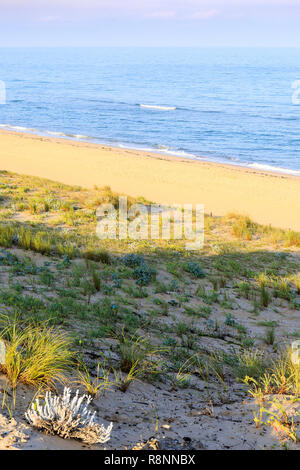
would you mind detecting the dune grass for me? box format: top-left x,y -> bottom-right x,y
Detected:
244,347 -> 300,397
0,316 -> 73,389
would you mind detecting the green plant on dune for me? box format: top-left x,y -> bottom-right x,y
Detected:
183,262 -> 206,278
0,315 -> 73,389
244,347 -> 300,397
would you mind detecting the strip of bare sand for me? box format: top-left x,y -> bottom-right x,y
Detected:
0,130 -> 299,231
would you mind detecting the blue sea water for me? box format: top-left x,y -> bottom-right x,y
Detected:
0,47 -> 300,174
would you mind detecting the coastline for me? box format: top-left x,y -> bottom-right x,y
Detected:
1,124 -> 300,178
0,129 -> 300,231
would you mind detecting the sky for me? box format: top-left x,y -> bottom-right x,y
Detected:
0,0 -> 300,47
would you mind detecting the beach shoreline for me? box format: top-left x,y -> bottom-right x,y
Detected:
1,126 -> 300,177
0,129 -> 300,231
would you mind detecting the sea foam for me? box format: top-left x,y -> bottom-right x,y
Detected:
140,104 -> 176,111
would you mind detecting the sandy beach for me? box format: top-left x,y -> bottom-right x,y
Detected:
0,129 -> 299,231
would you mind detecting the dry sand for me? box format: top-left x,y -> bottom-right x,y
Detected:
0,129 -> 299,231
1,372 -> 299,450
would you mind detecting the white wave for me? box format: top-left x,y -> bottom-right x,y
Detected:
117,142 -> 197,159
0,125 -> 92,142
46,131 -> 89,139
140,104 -> 176,111
248,163 -> 300,176
161,149 -> 197,159
10,126 -> 31,131
46,131 -> 66,136
73,134 -> 90,139
0,124 -> 38,132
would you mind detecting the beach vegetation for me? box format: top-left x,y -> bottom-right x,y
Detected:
0,171 -> 299,448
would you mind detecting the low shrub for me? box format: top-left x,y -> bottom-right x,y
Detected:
133,264 -> 156,286
122,254 -> 145,268
184,262 -> 205,278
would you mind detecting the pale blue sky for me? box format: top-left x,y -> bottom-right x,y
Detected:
0,0 -> 300,47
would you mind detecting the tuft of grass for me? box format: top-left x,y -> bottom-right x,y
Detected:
244,347 -> 300,397
85,260 -> 101,292
231,216 -> 256,240
113,362 -> 141,393
293,274 -> 300,295
260,286 -> 271,308
0,316 -> 73,389
118,334 -> 148,373
117,332 -> 162,385
83,248 -> 112,264
284,230 -> 300,248
226,349 -> 268,381
263,327 -> 276,346
75,362 -> 112,397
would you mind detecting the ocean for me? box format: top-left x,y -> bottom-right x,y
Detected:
0,47 -> 299,174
